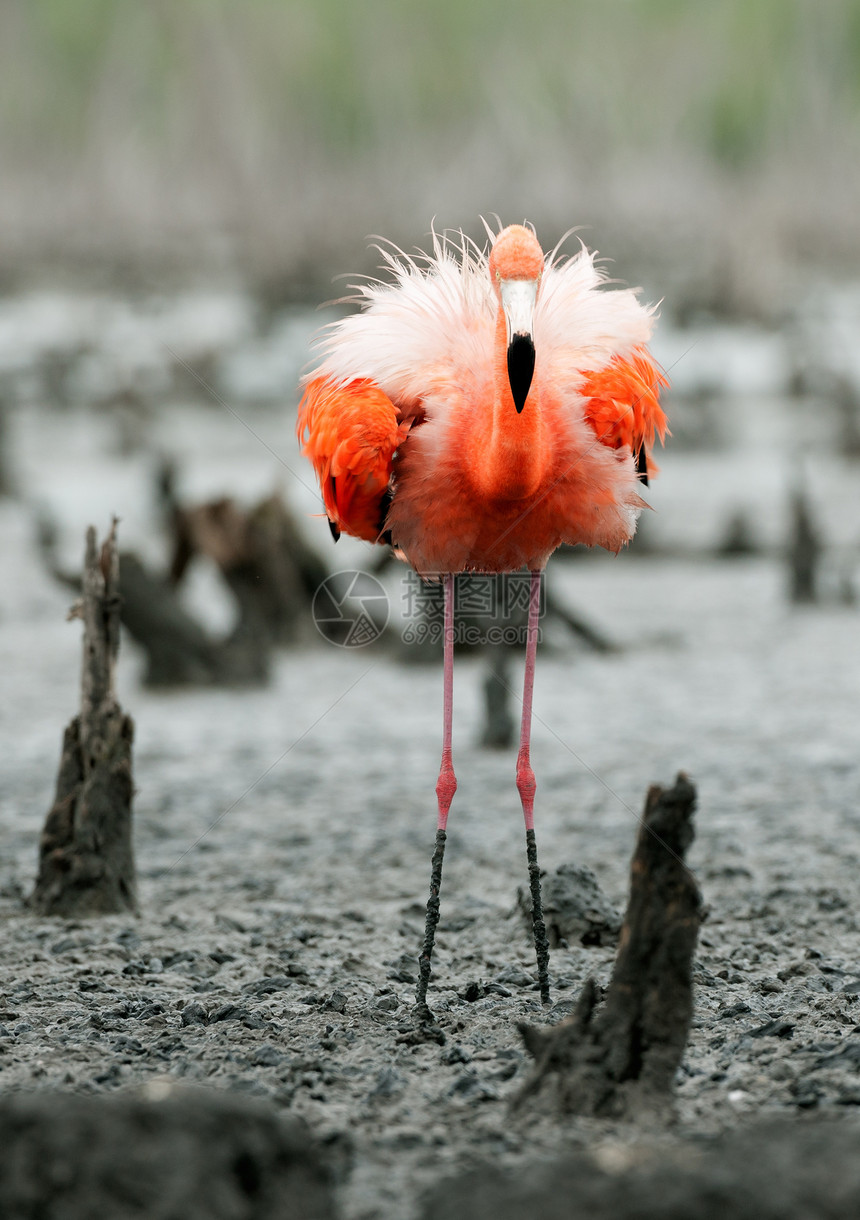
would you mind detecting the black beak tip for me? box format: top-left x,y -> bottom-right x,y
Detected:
507,334 -> 536,414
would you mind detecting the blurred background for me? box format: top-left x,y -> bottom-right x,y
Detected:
1,0 -> 859,702
2,0 -> 860,310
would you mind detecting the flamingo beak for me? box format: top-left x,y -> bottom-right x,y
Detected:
501,278 -> 537,413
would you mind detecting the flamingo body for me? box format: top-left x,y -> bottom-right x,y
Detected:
298,224 -> 667,574
297,222 -> 668,1014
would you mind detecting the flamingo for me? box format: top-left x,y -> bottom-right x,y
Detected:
298,222 -> 667,1017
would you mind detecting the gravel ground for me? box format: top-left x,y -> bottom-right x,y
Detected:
2,393 -> 860,1216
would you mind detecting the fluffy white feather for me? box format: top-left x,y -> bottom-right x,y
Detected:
307,229 -> 657,410
537,244 -> 658,381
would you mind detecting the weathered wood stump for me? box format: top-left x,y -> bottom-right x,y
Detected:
480,645 -> 515,748
37,481 -> 328,687
787,486 -> 821,605
516,773 -> 701,1118
31,522 -> 137,916
0,388 -> 12,497
169,490 -> 329,648
118,552 -> 256,687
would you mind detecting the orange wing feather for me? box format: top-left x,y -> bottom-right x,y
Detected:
298,376 -> 410,542
581,347 -> 669,474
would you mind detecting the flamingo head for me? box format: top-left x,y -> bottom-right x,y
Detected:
489,226 -> 544,414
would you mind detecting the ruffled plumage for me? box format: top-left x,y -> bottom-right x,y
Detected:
297,225 -> 667,572
298,376 -> 410,542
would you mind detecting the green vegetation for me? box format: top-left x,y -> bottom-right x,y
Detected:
2,1 -> 859,288
8,1 -> 858,157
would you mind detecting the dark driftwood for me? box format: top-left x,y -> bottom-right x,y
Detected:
118,553 -> 255,687
480,646 -> 515,748
517,773 -> 701,1117
0,391 -> 11,496
169,491 -> 328,648
31,523 -> 137,916
542,586 -> 618,654
38,483 -> 327,687
36,509 -> 241,687
787,487 -> 820,604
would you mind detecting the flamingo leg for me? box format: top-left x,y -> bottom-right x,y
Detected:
517,569 -> 551,1005
416,572 -> 458,1018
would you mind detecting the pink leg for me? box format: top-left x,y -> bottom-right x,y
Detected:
416,573 -> 457,1017
516,570 -> 540,829
436,572 -> 458,830
518,569 -> 550,1004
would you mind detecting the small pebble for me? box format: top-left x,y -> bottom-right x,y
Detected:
180,1002 -> 208,1027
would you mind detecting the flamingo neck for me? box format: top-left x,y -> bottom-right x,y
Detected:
473,309 -> 544,501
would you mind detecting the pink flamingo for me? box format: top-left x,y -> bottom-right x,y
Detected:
299,223 -> 667,1015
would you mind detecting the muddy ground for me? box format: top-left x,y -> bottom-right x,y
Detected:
1,364 -> 860,1214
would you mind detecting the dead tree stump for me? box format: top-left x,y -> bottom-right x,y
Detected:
787,487 -> 820,604
516,773 -> 701,1118
480,646 -> 515,748
169,491 -> 328,648
0,389 -> 12,497
31,522 -> 137,916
